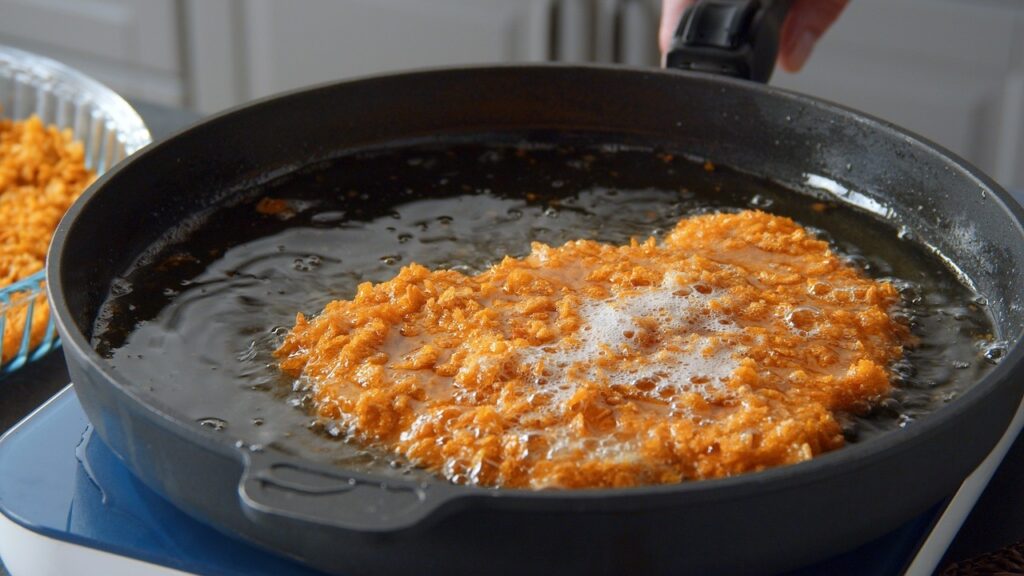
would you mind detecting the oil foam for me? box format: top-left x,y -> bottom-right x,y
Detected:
520,271 -> 740,414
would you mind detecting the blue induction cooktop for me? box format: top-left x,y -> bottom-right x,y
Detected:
0,386 -> 946,575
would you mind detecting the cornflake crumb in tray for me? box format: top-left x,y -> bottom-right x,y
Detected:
0,114 -> 94,363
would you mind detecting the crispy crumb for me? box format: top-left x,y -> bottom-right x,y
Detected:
255,197 -> 295,219
1,115 -> 94,363
276,211 -> 908,489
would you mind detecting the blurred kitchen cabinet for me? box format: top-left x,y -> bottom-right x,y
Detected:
243,0 -> 541,99
185,0 -> 659,113
0,0 -> 184,105
184,0 -> 1024,187
774,0 -> 1024,189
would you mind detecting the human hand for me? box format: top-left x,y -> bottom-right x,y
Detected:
658,0 -> 849,72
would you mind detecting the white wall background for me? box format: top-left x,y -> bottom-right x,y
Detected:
2,0 -> 1023,187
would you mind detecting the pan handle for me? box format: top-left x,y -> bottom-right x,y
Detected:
238,451 -> 461,533
665,0 -> 792,83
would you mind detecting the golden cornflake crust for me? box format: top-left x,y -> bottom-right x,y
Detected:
276,210 -> 907,489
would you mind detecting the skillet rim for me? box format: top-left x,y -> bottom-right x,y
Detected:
46,62 -> 1024,506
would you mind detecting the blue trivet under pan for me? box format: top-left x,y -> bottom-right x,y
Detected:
0,386 -> 993,575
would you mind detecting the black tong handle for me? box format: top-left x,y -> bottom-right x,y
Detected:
666,0 -> 793,83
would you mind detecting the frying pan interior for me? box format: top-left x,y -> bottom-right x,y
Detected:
50,65 -> 1024,576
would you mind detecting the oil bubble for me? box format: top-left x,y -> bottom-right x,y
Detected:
292,255 -> 322,272
311,211 -> 347,225
110,278 -> 133,297
197,417 -> 228,431
982,342 -> 1008,365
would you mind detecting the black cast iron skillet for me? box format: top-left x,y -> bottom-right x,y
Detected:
47,1 -> 1024,574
